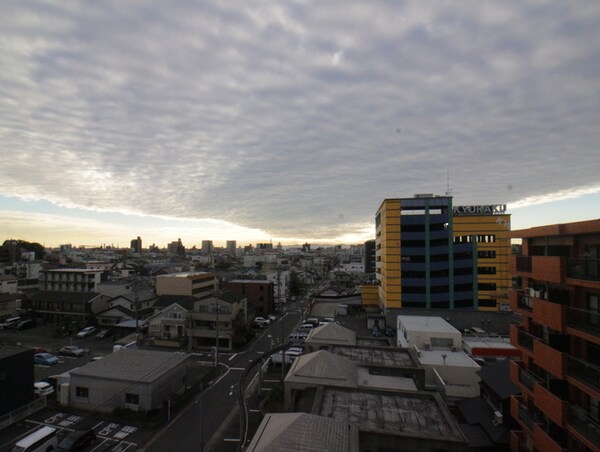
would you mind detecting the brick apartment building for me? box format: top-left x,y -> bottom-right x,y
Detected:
224,279 -> 274,316
509,219 -> 599,452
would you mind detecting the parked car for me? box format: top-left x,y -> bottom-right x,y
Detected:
59,345 -> 85,357
385,326 -> 396,337
95,329 -> 111,339
57,429 -> 97,451
34,352 -> 59,366
268,315 -> 277,322
76,326 -> 96,338
371,327 -> 383,338
16,319 -> 35,331
252,317 -> 270,328
34,381 -> 55,397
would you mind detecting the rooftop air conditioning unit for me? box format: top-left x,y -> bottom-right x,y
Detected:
493,411 -> 503,425
423,342 -> 431,350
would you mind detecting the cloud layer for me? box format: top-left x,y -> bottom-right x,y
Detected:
1,1 -> 599,240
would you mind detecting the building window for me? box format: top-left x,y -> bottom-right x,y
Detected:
478,267 -> 497,275
125,393 -> 139,405
478,250 -> 496,259
478,283 -> 497,291
478,299 -> 497,307
76,387 -> 89,398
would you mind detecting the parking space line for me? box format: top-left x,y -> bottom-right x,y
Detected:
228,353 -> 238,361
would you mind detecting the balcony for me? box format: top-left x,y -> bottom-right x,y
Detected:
568,356 -> 600,395
567,258 -> 600,282
519,365 -> 542,394
533,382 -> 567,426
533,424 -> 568,452
518,329 -> 536,352
534,339 -> 567,379
510,431 -> 528,452
532,298 -> 567,331
514,255 -> 565,284
567,307 -> 600,341
568,404 -> 600,450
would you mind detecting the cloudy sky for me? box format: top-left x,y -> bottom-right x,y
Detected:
1,1 -> 599,247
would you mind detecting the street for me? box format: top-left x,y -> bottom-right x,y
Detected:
145,300 -> 304,452
0,295 -> 308,452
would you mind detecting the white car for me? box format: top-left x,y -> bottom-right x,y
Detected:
76,326 -> 96,338
34,382 -> 54,397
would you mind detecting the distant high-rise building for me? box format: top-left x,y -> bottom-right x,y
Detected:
364,239 -> 376,274
226,240 -> 237,255
302,243 -> 311,253
167,238 -> 185,257
376,194 -> 511,311
201,240 -> 214,255
130,236 -> 142,253
256,243 -> 273,250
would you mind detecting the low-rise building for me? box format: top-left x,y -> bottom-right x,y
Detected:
65,349 -> 189,413
224,279 -> 274,315
155,271 -> 217,298
39,268 -> 105,292
0,346 -> 34,416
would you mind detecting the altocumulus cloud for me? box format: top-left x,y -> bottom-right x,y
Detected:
0,1 -> 599,240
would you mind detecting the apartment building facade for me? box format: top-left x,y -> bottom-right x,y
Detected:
508,219 -> 600,452
375,195 -> 510,311
155,271 -> 218,298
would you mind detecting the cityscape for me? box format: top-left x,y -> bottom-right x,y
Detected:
1,1 -> 599,452
0,197 -> 598,451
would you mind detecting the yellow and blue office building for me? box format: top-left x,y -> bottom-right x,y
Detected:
375,195 -> 511,311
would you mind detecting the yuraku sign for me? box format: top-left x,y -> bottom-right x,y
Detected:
453,204 -> 507,215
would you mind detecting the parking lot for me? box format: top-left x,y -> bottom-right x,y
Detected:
0,324 -> 156,451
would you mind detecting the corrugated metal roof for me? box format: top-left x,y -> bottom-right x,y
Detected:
70,349 -> 188,383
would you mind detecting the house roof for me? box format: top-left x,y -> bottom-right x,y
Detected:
95,304 -> 134,318
70,349 -> 188,383
306,323 -> 356,346
285,350 -> 357,388
456,396 -> 509,444
153,295 -> 198,310
215,290 -> 246,304
246,413 -> 358,452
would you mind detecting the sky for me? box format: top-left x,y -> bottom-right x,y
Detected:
0,1 -> 599,248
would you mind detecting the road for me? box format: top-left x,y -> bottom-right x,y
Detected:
0,295 -> 309,452
145,300 -> 306,452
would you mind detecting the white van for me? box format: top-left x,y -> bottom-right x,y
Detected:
298,323 -> 314,332
11,426 -> 57,452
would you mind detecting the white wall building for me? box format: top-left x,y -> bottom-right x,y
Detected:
397,315 -> 481,400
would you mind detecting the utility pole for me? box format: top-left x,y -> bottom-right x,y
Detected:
214,296 -> 220,368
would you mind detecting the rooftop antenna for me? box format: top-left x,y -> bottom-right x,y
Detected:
445,169 -> 453,196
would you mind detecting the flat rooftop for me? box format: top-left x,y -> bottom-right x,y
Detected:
330,346 -> 417,368
229,279 -> 272,284
397,315 -> 460,334
317,388 -> 464,442
418,350 -> 480,368
158,271 -> 211,278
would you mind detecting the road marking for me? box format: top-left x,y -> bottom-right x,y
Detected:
228,353 -> 238,361
249,409 -> 260,413
223,438 -> 240,442
230,367 -> 245,371
263,379 -> 280,383
260,388 -> 272,391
